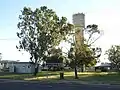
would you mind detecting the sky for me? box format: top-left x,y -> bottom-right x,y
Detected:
0,0 -> 120,62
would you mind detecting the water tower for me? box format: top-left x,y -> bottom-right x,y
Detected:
72,13 -> 85,28
72,13 -> 85,49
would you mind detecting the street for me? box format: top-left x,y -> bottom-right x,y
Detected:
0,80 -> 120,90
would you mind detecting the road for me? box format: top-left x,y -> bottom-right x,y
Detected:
0,80 -> 120,90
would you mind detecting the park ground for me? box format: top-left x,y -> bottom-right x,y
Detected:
0,71 -> 120,85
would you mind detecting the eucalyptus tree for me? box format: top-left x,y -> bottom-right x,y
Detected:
68,24 -> 102,79
106,45 -> 120,70
16,6 -> 73,76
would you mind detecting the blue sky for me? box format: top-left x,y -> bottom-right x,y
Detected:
0,0 -> 120,62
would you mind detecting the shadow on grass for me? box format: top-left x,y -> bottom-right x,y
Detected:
0,71 -> 60,80
0,72 -> 33,80
0,71 -> 120,84
27,72 -> 120,84
64,72 -> 120,84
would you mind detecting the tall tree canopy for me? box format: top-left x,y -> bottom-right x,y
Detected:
16,6 -> 73,75
67,24 -> 102,78
85,24 -> 102,46
68,24 -> 102,63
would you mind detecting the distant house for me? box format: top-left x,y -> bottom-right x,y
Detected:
9,62 -> 41,74
95,62 -> 111,71
95,62 -> 111,67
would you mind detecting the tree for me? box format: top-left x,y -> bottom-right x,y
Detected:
106,45 -> 120,70
85,24 -> 102,46
46,48 -> 66,71
67,24 -> 102,79
76,45 -> 98,67
48,47 -> 62,56
16,6 -> 73,76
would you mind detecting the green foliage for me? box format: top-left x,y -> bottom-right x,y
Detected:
46,55 -> 63,63
16,6 -> 73,65
46,48 -> 63,63
106,45 -> 120,68
48,47 -> 62,56
86,59 -> 97,67
67,24 -> 102,69
68,45 -> 98,68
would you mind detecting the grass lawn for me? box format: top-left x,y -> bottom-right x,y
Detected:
0,71 -> 120,84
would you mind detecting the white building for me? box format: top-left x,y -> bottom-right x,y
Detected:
0,60 -> 17,71
72,13 -> 85,28
9,62 -> 41,74
72,13 -> 85,48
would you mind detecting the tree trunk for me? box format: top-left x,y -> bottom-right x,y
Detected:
117,64 -> 120,72
74,66 -> 78,79
34,64 -> 39,76
74,59 -> 78,79
81,64 -> 85,72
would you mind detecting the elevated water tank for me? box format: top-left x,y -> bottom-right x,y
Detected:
72,13 -> 85,28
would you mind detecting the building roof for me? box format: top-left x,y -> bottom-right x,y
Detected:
95,63 -> 111,67
0,60 -> 18,63
73,13 -> 85,16
10,62 -> 32,64
10,62 -> 41,65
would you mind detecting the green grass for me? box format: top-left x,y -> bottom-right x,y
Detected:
78,72 -> 120,84
0,71 -> 61,80
0,72 -> 32,80
0,71 -> 120,84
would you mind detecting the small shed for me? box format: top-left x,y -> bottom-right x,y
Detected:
9,62 -> 41,74
0,60 -> 17,71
